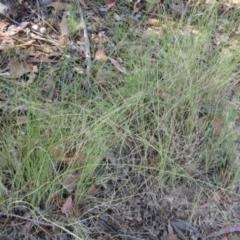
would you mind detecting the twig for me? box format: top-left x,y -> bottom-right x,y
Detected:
0,211 -> 83,239
30,32 -> 63,52
76,0 -> 92,88
0,211 -> 62,227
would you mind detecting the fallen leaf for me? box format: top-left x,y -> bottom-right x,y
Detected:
9,61 -> 33,79
166,234 -> 180,240
73,67 -> 84,74
95,49 -> 108,61
92,34 -> 105,44
0,93 -> 7,101
0,22 -> 29,37
213,116 -> 224,136
0,21 -> 10,33
96,71 -> 108,85
61,196 -> 73,217
109,57 -> 126,74
133,0 -> 145,14
63,172 -> 81,193
105,0 -> 118,9
171,219 -> 198,233
114,12 -> 122,21
158,90 -> 173,101
87,185 -> 98,194
206,224 -> 240,239
60,12 -> 69,37
221,236 -> 228,240
147,18 -> 160,26
221,196 -> 237,204
18,40 -> 36,48
100,0 -> 118,11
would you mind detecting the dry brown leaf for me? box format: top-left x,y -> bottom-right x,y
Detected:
87,185 -> 98,195
133,0 -> 145,14
94,31 -> 105,45
95,49 -> 108,61
213,116 -> 224,136
64,172 -> 81,193
221,236 -> 228,240
96,71 -> 108,85
0,21 -> 10,33
206,225 -> 240,239
109,57 -> 126,74
114,12 -> 122,21
221,196 -> 237,204
0,22 -> 29,37
166,234 -> 180,240
0,93 -> 7,101
147,18 -> 160,26
92,34 -> 104,44
61,196 -> 73,217
105,0 -> 118,9
18,40 -> 36,48
9,61 -> 33,79
60,12 -> 69,37
158,90 -> 173,101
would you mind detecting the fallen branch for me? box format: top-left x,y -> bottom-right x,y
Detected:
77,0 -> 92,88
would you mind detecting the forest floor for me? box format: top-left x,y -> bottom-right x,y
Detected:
1,0 -> 240,239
